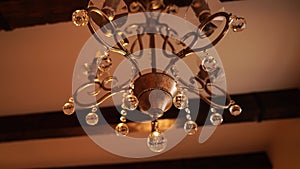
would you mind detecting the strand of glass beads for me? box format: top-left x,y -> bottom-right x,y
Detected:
115,109 -> 129,136
173,87 -> 198,136
121,83 -> 139,111
183,107 -> 198,136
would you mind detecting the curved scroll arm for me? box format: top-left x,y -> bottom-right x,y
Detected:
87,7 -> 116,47
73,80 -> 126,109
171,12 -> 232,58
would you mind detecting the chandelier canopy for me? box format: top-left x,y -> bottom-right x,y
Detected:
63,0 -> 245,154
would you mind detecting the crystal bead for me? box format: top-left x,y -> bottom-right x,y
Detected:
86,112 -> 98,125
120,110 -> 127,116
170,65 -> 179,79
91,106 -> 97,113
122,94 -> 139,110
210,107 -> 217,113
186,114 -> 192,121
231,16 -> 246,32
120,116 -> 126,122
68,97 -> 74,103
229,104 -> 242,116
184,120 -> 198,135
97,55 -> 112,72
202,55 -> 218,72
115,123 -> 129,136
210,113 -> 223,126
63,102 -> 75,115
185,108 -> 190,114
173,92 -> 188,109
147,131 -> 167,152
72,9 -> 89,27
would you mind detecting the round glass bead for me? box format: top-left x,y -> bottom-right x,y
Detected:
173,93 -> 188,109
185,108 -> 190,114
120,110 -> 127,116
210,113 -> 223,126
202,55 -> 218,72
91,106 -> 97,113
85,112 -> 98,125
229,104 -> 242,116
63,102 -> 75,115
120,116 -> 126,122
115,123 -> 129,136
186,114 -> 191,121
122,94 -> 139,110
97,55 -> 112,72
170,65 -> 179,79
72,9 -> 89,27
184,120 -> 198,135
210,107 -> 217,113
68,97 -> 74,103
147,131 -> 167,152
231,16 -> 246,32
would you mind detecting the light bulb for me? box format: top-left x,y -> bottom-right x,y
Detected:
147,131 -> 167,152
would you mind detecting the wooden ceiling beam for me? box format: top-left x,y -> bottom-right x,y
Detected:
0,88 -> 299,143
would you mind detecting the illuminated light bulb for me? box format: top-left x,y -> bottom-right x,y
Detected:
147,131 -> 167,152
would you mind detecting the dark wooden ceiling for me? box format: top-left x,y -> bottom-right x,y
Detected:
0,0 -> 89,31
0,0 -> 238,31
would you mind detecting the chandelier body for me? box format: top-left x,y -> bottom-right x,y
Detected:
63,0 -> 246,153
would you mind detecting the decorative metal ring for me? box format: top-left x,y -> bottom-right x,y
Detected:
101,76 -> 118,91
73,81 -> 101,108
202,83 -> 233,109
87,7 -> 116,46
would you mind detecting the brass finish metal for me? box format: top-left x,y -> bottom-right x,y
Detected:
133,72 -> 177,118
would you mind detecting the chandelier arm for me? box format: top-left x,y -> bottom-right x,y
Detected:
180,32 -> 199,49
163,47 -> 193,73
161,34 -> 177,58
87,7 -> 116,48
74,87 -> 125,109
130,34 -> 145,58
113,30 -> 129,52
193,12 -> 232,52
109,48 -> 142,76
189,77 -> 234,109
187,85 -> 233,110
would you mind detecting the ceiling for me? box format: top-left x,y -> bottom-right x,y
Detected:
0,0 -> 299,168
